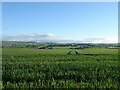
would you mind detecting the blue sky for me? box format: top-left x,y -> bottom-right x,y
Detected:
2,2 -> 118,43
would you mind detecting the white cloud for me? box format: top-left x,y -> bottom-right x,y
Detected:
31,33 -> 55,37
1,33 -> 118,43
79,37 -> 118,43
1,33 -> 55,41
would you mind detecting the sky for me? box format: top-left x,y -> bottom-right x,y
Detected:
2,2 -> 118,43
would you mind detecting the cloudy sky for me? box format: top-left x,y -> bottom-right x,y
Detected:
2,2 -> 118,43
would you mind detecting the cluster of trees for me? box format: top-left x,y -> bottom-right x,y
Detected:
2,41 -> 45,48
1,41 -> 119,49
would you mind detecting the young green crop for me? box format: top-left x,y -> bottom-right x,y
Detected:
2,48 -> 119,89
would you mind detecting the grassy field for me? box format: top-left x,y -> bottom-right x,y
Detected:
2,48 -> 119,88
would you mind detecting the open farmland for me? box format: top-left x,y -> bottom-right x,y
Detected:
2,48 -> 119,88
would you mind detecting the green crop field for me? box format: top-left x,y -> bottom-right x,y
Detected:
2,48 -> 119,88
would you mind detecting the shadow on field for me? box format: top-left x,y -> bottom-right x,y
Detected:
80,54 -> 112,56
52,59 -> 79,62
67,50 -> 112,56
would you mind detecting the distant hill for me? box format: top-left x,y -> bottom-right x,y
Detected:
1,41 -> 119,49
